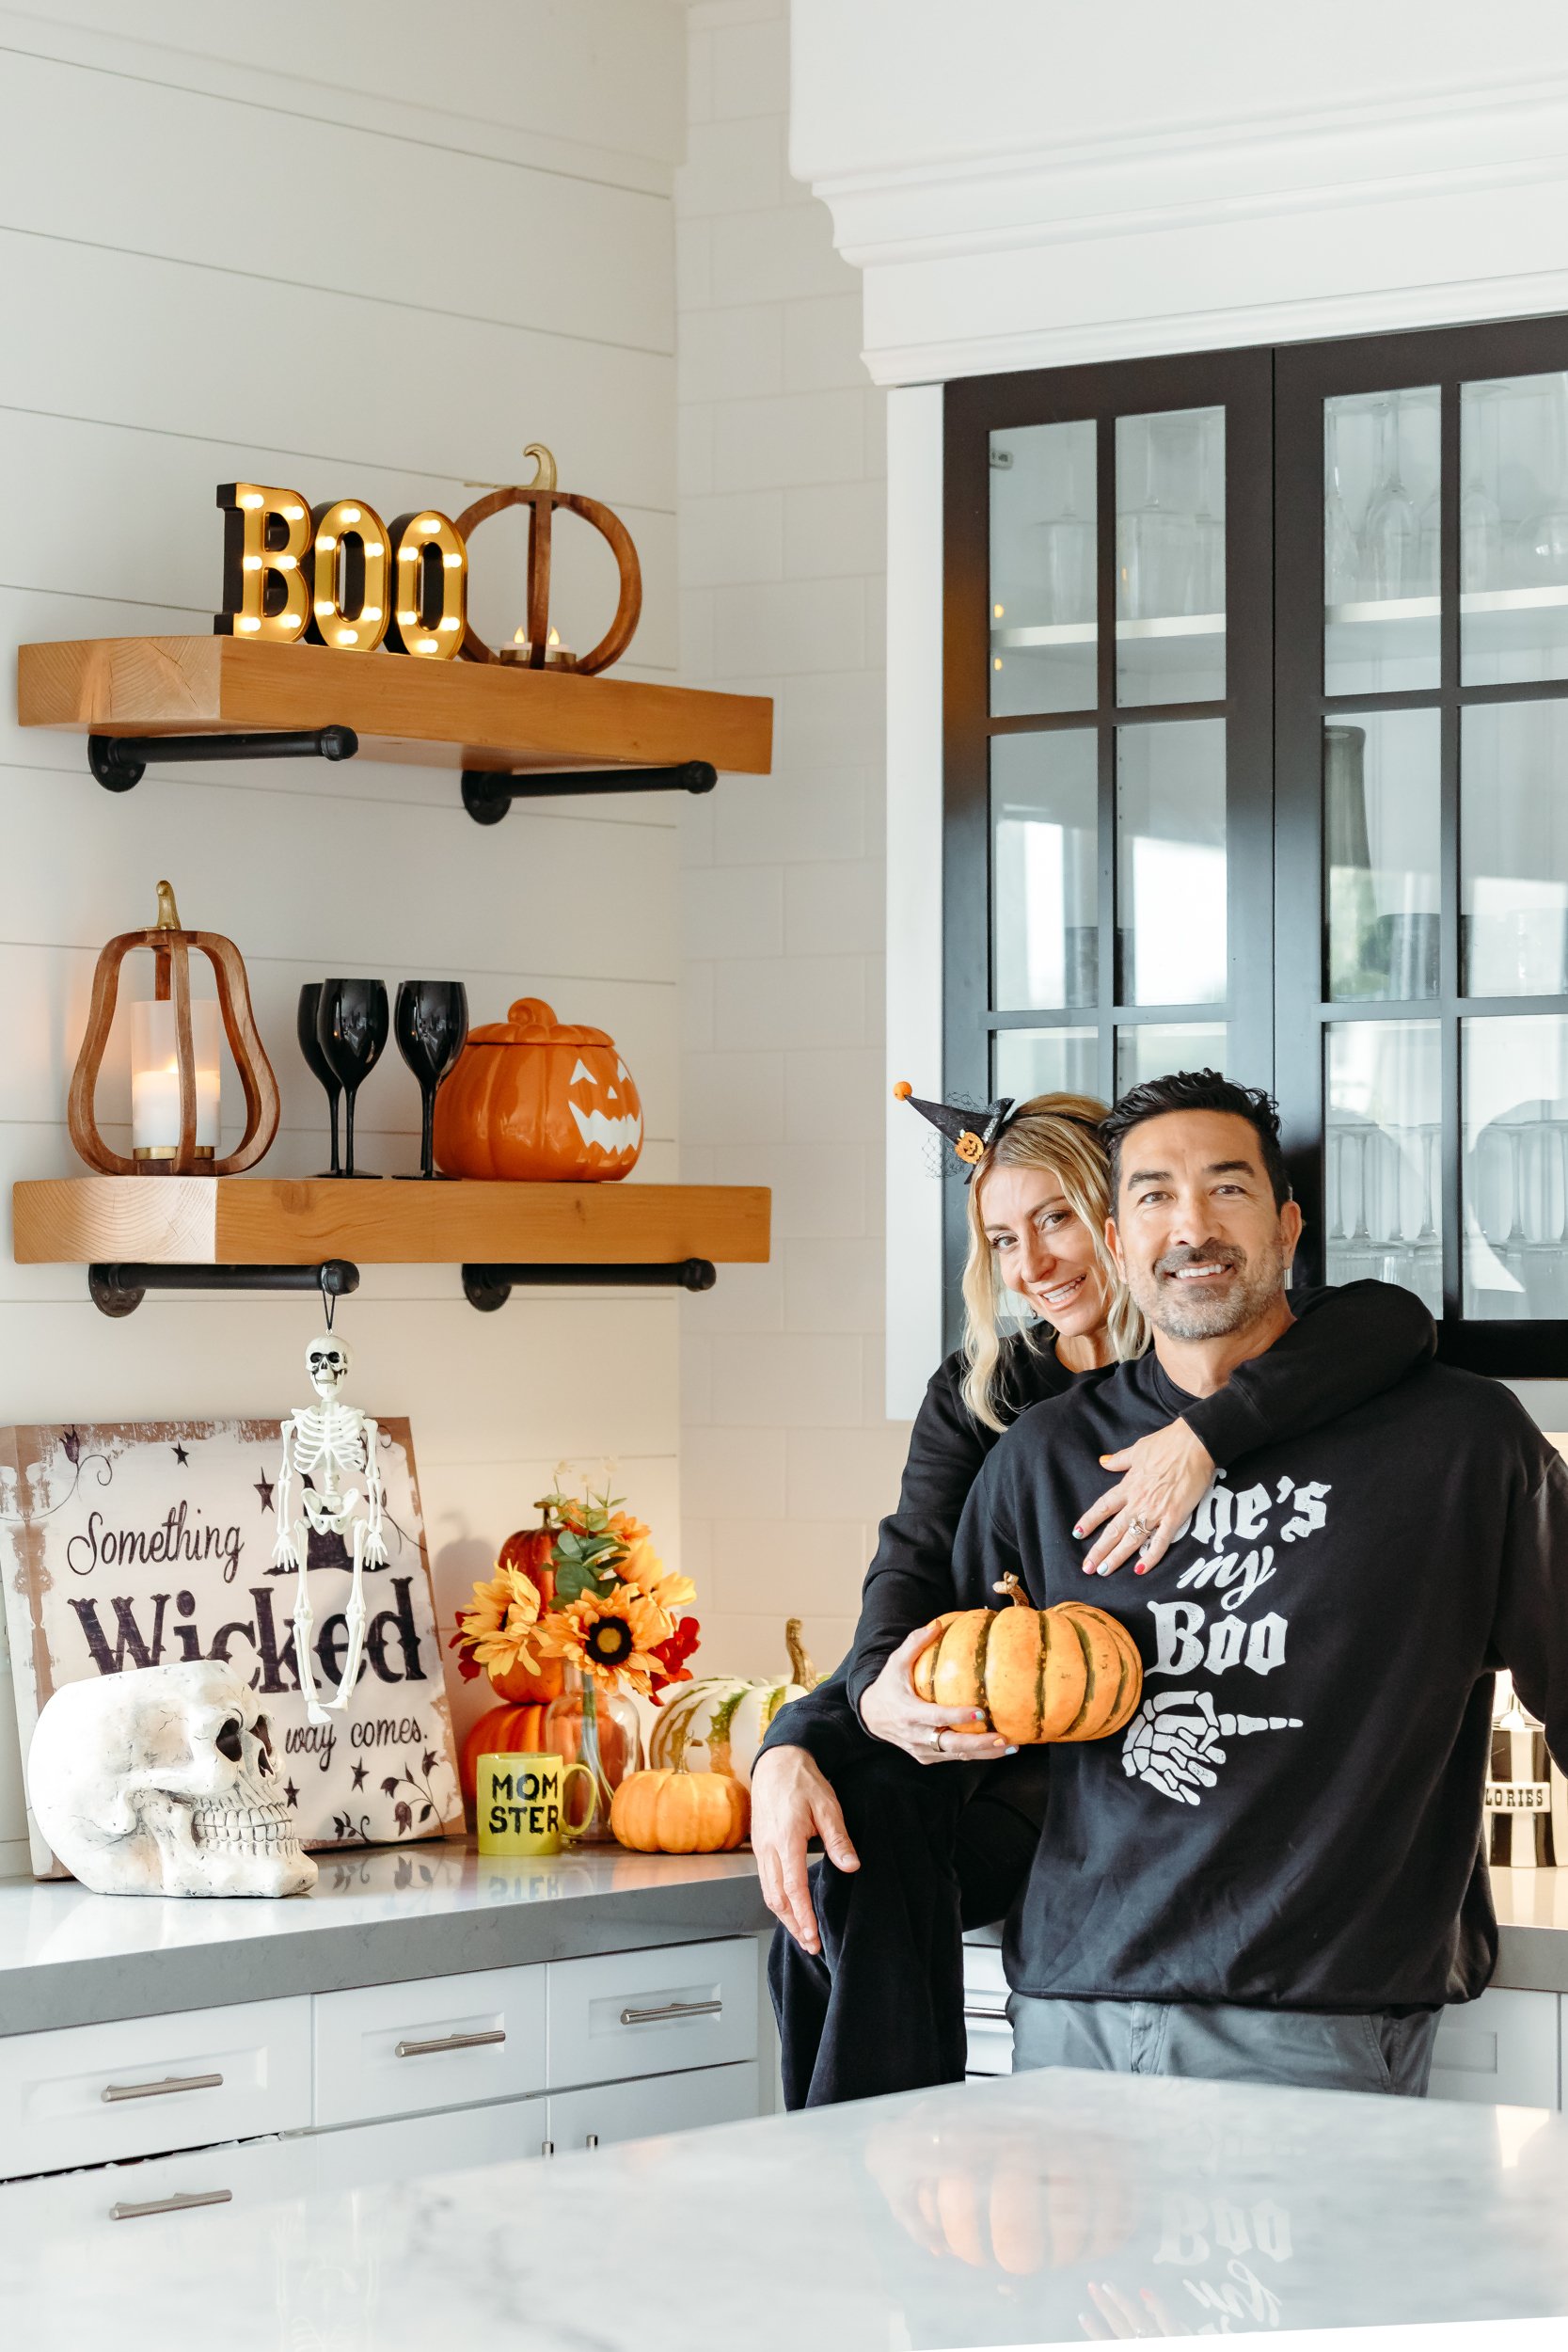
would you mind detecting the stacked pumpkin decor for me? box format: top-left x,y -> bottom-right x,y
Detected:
913,1576 -> 1142,1743
433,996 -> 643,1181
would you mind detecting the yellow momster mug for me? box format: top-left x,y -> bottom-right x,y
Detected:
476,1752 -> 597,1857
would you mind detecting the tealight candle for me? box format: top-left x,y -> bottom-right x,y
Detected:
498,625 -> 575,669
131,998 -> 220,1161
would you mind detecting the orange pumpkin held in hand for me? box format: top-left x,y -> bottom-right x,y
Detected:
432,996 -> 642,1181
911,1577 -> 1142,1744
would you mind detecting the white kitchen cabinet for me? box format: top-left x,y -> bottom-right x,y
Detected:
546,1937 -> 757,2090
546,2060 -> 760,2154
313,1963 -> 546,2127
0,1995 -> 312,2180
962,1936 -> 1012,2077
0,2121 -> 310,2251
1427,1987 -> 1560,2109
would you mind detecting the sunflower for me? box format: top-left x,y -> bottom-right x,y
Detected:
456,1566 -> 544,1683
534,1585 -> 669,1697
615,1536 -> 695,1619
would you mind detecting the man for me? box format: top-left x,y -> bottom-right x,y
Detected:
960,1070 -> 1568,2093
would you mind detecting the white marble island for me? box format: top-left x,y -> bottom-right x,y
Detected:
3,2063 -> 1567,2347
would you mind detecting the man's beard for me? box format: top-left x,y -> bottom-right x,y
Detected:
1128,1238 -> 1286,1341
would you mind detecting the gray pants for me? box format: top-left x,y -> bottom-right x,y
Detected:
1009,1993 -> 1441,2097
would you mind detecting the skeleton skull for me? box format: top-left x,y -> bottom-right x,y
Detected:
27,1661 -> 317,1898
306,1333 -> 353,1400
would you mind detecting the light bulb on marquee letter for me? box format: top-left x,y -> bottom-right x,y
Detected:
386,509 -> 467,660
308,499 -> 391,653
214,483 -> 311,644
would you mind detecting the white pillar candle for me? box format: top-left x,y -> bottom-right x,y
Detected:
131,999 -> 221,1156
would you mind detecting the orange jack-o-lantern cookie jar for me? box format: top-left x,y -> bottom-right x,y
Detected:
432,996 -> 643,1181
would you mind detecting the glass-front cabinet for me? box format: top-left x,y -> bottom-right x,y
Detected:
945,318 -> 1568,1371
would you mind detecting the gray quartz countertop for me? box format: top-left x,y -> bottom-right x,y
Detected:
4,2061 -> 1568,2344
0,1840 -> 771,2035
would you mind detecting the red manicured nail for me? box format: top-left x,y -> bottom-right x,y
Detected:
1134,1562 -> 1149,1576
1071,1524 -> 1085,1538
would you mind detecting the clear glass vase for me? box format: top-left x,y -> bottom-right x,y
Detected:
543,1664 -> 640,1843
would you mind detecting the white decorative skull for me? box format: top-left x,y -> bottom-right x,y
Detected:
306,1333 -> 353,1399
27,1661 -> 317,1899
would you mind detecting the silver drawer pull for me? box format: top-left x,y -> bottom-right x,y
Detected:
394,2029 -> 506,2059
585,2132 -> 598,2150
110,2188 -> 232,2222
965,2004 -> 1011,2024
102,2072 -> 223,2105
619,1997 -> 721,2027
540,2139 -> 555,2158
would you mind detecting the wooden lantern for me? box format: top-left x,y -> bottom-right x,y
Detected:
456,443 -> 641,675
68,882 -> 279,1176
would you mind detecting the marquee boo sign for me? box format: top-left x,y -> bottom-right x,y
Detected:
214,443 -> 641,675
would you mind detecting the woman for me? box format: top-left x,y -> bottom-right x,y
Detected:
752,1089 -> 1435,2108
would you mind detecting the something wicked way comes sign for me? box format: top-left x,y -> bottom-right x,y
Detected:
0,1420 -> 462,1878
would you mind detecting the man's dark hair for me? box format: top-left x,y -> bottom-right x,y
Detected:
1101,1069 -> 1292,1211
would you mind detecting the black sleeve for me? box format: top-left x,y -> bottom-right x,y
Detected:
1180,1279 -> 1437,1469
838,1352 -> 1023,1715
1491,1436 -> 1568,1774
756,1662 -> 875,1778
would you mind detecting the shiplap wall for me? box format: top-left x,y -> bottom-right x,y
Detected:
676,0 -> 900,1679
0,0 -> 689,1868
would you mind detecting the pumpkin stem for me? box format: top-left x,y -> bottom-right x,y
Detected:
994,1574 -> 1030,1610
785,1617 -> 818,1691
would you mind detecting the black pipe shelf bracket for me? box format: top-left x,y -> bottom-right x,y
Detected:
87,726 -> 359,794
463,1259 -> 717,1312
461,760 -> 717,826
88,1260 -> 361,1319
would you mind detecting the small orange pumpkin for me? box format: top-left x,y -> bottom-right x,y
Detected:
433,995 -> 643,1182
911,1578 -> 1142,1744
483,1527 -> 564,1705
610,1766 -> 749,1854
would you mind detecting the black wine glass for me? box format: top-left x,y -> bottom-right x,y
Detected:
394,981 -> 468,1179
296,983 -> 342,1177
315,978 -> 389,1178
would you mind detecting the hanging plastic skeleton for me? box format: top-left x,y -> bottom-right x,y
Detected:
272,1319 -> 387,1727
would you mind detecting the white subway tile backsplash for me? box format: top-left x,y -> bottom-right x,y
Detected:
714,389 -> 865,491
777,670 -> 885,765
682,1048 -> 786,1143
784,293 -> 873,391
784,861 -> 886,958
711,205 -> 859,309
707,1518 -> 868,1613
714,761 -> 870,866
708,1332 -> 863,1429
683,1423 -> 788,1519
712,577 -> 865,677
784,1048 -> 885,1143
678,401 -> 717,496
710,1143 -> 868,1241
712,955 -> 865,1052
784,479 -> 887,578
679,115 -> 784,218
784,1238 -> 886,1337
678,308 -> 786,405
708,14 -> 789,119
680,487 -> 786,583
784,1424 -> 911,1525
682,865 -> 786,960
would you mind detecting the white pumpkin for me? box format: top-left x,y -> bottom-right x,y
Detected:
643,1621 -> 817,1788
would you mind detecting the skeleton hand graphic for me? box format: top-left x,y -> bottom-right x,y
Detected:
1121,1689 -> 1303,1806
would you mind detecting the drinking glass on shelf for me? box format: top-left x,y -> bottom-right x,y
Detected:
1323,405 -> 1359,609
1117,414 -> 1196,620
1035,498 -> 1096,626
296,982 -> 341,1178
1359,394 -> 1419,601
1459,383 -> 1505,594
1512,373 -> 1568,591
315,978 -> 389,1179
393,980 -> 468,1180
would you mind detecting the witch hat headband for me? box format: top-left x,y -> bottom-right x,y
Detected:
894,1082 -> 1016,1179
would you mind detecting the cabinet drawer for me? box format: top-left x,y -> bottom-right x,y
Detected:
1429,1987 -> 1560,2109
0,2123 -> 310,2249
310,2091 -> 553,2185
0,1998 -> 311,2180
546,2061 -> 761,2156
313,1965 -> 546,2128
546,1939 -> 757,2090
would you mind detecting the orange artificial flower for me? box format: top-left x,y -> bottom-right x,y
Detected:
534,1584 -> 668,1698
457,1566 -> 544,1684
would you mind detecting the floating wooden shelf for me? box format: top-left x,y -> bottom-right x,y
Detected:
13,1177 -> 771,1271
16,636 -> 772,779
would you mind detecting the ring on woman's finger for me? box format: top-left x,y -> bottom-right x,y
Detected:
1126,1515 -> 1148,1540
933,1727 -> 948,1756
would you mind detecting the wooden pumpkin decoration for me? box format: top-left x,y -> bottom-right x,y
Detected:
483,1527 -> 565,1705
642,1621 -> 817,1788
912,1578 -> 1141,1744
610,1765 -> 749,1854
432,996 -> 643,1182
69,882 -> 279,1177
456,442 -> 641,675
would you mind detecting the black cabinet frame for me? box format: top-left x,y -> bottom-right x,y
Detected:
943,317 -> 1568,1375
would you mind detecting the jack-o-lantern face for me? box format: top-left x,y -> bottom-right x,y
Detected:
432,996 -> 644,1183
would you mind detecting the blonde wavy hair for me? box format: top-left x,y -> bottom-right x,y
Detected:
959,1092 -> 1148,1431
